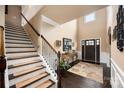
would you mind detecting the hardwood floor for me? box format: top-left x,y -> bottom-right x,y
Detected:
61,61 -> 111,88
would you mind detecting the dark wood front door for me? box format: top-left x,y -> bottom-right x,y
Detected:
82,39 -> 100,63
85,39 -> 95,62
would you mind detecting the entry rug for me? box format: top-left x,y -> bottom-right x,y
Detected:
68,62 -> 103,83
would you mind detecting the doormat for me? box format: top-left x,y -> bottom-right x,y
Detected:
68,62 -> 103,83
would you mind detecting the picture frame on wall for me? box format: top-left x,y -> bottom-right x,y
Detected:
63,38 -> 72,51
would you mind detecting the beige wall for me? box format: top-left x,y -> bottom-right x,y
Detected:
23,9 -> 77,54
110,6 -> 124,72
77,8 -> 108,52
0,5 -> 5,26
5,6 -> 21,26
0,5 -> 5,56
23,6 -> 108,62
21,5 -> 43,26
77,8 -> 110,63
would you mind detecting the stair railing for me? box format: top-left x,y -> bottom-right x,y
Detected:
0,26 -> 6,88
21,13 -> 61,88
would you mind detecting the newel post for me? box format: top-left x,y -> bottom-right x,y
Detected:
57,51 -> 61,88
0,26 -> 6,88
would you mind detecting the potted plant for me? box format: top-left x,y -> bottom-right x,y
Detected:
59,59 -> 71,76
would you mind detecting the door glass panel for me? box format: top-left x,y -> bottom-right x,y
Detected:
92,40 -> 94,45
89,41 -> 91,45
86,41 -> 89,45
90,41 -> 92,45
82,40 -> 85,45
96,40 -> 100,45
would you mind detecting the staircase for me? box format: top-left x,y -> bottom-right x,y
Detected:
5,23 -> 56,88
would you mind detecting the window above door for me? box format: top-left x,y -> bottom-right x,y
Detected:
84,12 -> 96,23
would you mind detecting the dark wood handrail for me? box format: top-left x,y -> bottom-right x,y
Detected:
0,55 -> 6,88
0,26 -> 6,88
21,13 -> 57,54
41,35 -> 58,54
57,51 -> 61,88
21,13 -> 40,36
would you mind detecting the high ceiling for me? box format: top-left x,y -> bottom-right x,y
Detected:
41,5 -> 108,24
22,5 -> 108,25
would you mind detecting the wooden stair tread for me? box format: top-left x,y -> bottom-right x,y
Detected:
6,50 -> 36,54
36,80 -> 53,88
15,72 -> 49,88
8,60 -> 42,69
7,55 -> 39,60
13,66 -> 43,77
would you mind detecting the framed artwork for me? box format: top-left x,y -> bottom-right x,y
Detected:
63,38 -> 72,51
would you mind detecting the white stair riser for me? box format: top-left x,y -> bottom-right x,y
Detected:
6,52 -> 38,59
26,75 -> 50,88
6,33 -> 27,37
6,31 -> 27,35
6,43 -> 34,48
9,69 -> 46,86
8,63 -> 43,74
5,30 -> 26,34
6,48 -> 36,52
6,40 -> 31,44
5,32 -> 28,36
7,57 -> 41,66
5,36 -> 30,41
5,33 -> 28,38
5,26 -> 24,30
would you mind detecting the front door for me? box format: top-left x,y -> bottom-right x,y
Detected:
85,39 -> 95,62
82,39 -> 100,63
